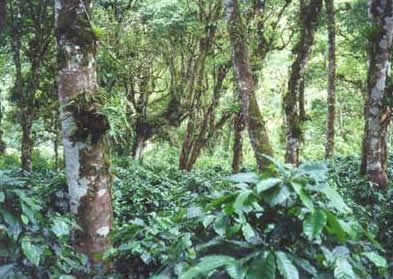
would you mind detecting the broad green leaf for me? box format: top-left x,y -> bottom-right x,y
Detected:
0,264 -> 14,278
315,184 -> 351,214
59,276 -> 76,279
180,255 -> 236,279
263,185 -> 291,207
298,162 -> 327,182
248,252 -> 276,279
242,223 -> 256,242
202,215 -> 215,228
334,258 -> 356,279
303,209 -> 327,239
275,251 -> 299,279
21,238 -> 43,266
0,209 -> 21,240
226,173 -> 260,184
338,220 -> 359,240
21,202 -> 36,224
325,211 -> 347,241
290,256 -> 317,276
233,190 -> 252,213
21,214 -> 29,225
51,218 -> 70,237
321,246 -> 334,266
226,263 -> 247,279
362,252 -> 387,268
290,182 -> 314,211
256,178 -> 281,193
0,192 -> 5,203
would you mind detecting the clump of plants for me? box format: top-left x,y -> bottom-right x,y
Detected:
107,158 -> 388,278
0,169 -> 88,278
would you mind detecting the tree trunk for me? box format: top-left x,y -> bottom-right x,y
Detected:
325,0 -> 336,159
224,0 -> 274,172
132,133 -> 146,160
55,0 -> 113,275
232,111 -> 245,173
0,96 -> 5,155
284,0 -> 322,166
21,113 -> 34,172
361,0 -> 393,188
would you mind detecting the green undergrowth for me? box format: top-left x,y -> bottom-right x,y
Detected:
0,154 -> 392,278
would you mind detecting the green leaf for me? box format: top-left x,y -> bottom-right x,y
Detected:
226,263 -> 246,279
275,251 -> 299,279
256,178 -> 281,193
315,183 -> 351,214
233,190 -> 252,213
0,192 -> 5,203
59,276 -> 76,279
248,252 -> 276,279
290,256 -> 317,276
21,202 -> 36,224
303,208 -> 327,239
362,252 -> 387,268
263,185 -> 291,207
0,264 -> 14,278
21,238 -> 43,266
226,173 -> 260,184
180,255 -> 236,279
242,223 -> 256,242
202,215 -> 215,228
0,209 -> 21,240
325,211 -> 347,241
298,162 -> 327,182
290,182 -> 314,211
51,218 -> 70,238
334,258 -> 356,279
21,214 -> 29,225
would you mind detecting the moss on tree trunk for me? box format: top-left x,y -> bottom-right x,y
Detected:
55,0 -> 113,276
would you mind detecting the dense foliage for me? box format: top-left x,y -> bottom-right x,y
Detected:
0,152 -> 391,278
1,0 -> 393,277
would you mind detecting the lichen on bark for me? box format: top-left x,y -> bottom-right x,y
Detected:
55,0 -> 113,275
362,0 -> 393,188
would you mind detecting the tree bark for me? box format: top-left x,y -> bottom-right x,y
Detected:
21,113 -> 34,171
361,0 -> 393,188
325,0 -> 336,159
0,95 -> 5,155
284,0 -> 322,166
224,0 -> 274,172
232,111 -> 245,173
55,0 -> 113,275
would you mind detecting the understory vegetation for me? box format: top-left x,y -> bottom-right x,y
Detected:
0,150 -> 392,278
1,0 -> 393,277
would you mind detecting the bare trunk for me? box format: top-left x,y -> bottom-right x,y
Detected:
284,0 -> 322,166
0,97 -> 5,155
55,0 -> 113,275
132,134 -> 145,160
361,0 -> 393,188
232,111 -> 245,173
21,113 -> 34,172
325,0 -> 336,159
224,0 -> 274,172
54,131 -> 60,169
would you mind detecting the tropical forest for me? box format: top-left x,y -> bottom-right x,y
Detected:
0,0 -> 392,278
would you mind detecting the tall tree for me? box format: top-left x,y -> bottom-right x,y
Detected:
284,0 -> 322,166
6,0 -> 54,171
224,0 -> 274,172
55,0 -> 113,274
361,0 -> 393,187
325,0 -> 336,158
